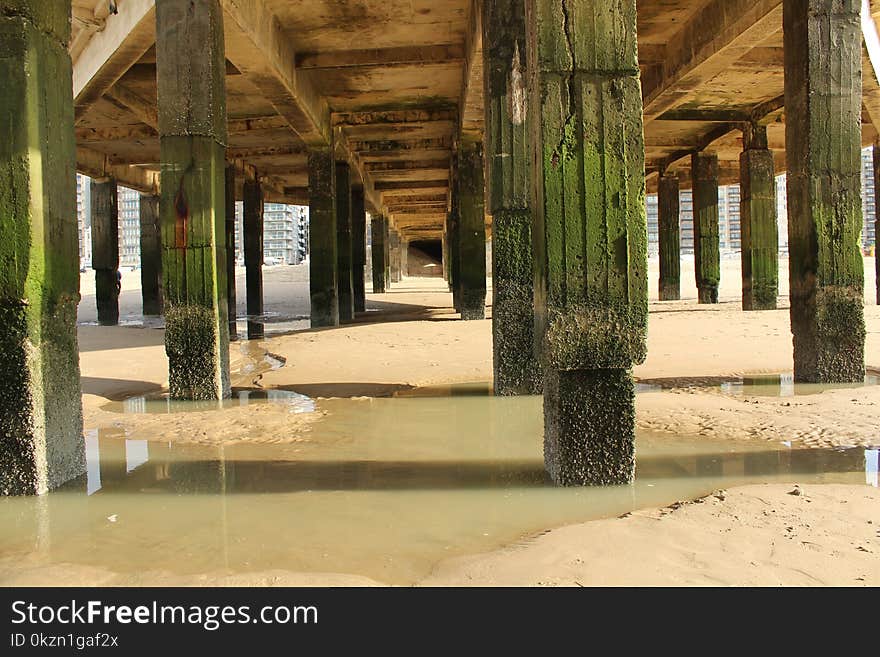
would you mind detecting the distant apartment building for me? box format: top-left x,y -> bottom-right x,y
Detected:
862,148 -> 877,249
118,186 -> 141,267
76,174 -> 91,267
234,202 -> 309,265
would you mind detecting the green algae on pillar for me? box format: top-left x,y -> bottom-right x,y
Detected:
308,149 -> 339,326
335,162 -> 355,321
691,152 -> 721,304
740,123 -> 778,311
139,193 -> 163,316
0,0 -> 85,494
224,164 -> 237,340
456,139 -> 487,321
156,0 -> 230,400
784,0 -> 865,382
370,215 -> 387,293
243,178 -> 264,339
483,0 -> 539,394
527,0 -> 648,485
90,178 -> 120,325
657,173 -> 681,301
352,185 -> 367,312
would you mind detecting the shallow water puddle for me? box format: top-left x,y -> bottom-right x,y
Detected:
1,391 -> 876,585
720,373 -> 880,397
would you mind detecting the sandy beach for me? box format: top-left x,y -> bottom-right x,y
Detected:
61,254 -> 880,586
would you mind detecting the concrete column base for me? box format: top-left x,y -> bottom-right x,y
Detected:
543,368 -> 636,486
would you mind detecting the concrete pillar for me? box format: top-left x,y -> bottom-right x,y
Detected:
0,0 -> 85,494
335,162 -> 354,321
156,0 -> 231,400
370,215 -> 387,293
389,230 -> 401,283
784,0 -> 865,382
224,164 -> 237,340
400,237 -> 409,278
308,149 -> 339,326
243,178 -> 264,339
441,234 -> 449,282
874,144 -> 880,306
483,0 -> 539,394
90,179 -> 120,325
657,173 -> 681,301
384,220 -> 392,287
138,193 -> 163,316
448,169 -> 462,309
528,0 -> 647,485
691,152 -> 720,304
740,123 -> 778,311
352,186 -> 367,312
456,139 -> 487,320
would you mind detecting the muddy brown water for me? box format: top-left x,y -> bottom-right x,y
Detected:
1,386 -> 876,585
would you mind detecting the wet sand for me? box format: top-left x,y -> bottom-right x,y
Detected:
62,255 -> 880,586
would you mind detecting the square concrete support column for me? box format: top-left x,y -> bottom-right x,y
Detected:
224,164 -> 237,340
138,193 -> 163,316
456,139 -> 487,320
308,149 -> 339,326
528,0 -> 648,485
90,178 -> 120,325
448,172 -> 462,309
389,229 -> 402,283
657,173 -> 681,301
740,124 -> 778,311
370,215 -> 387,293
0,0 -> 85,494
483,0 -> 539,394
874,145 -> 880,306
243,178 -> 264,339
384,220 -> 392,287
691,152 -> 721,304
352,186 -> 367,312
441,234 -> 449,282
784,0 -> 865,382
156,0 -> 231,400
335,162 -> 354,321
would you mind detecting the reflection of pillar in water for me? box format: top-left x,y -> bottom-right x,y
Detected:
98,428 -> 129,486
744,451 -> 783,478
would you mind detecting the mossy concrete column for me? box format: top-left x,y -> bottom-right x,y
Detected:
138,193 -> 163,316
691,152 -> 720,304
456,139 -> 487,320
224,164 -> 237,340
0,0 -> 85,495
784,0 -> 865,382
335,162 -> 354,321
657,173 -> 680,301
483,0 -> 539,394
389,229 -> 402,283
156,0 -> 230,400
740,123 -> 778,311
352,185 -> 367,312
370,215 -> 387,293
449,166 -> 462,310
308,149 -> 338,326
527,0 -> 648,486
243,178 -> 264,339
90,178 -> 119,325
874,144 -> 880,306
